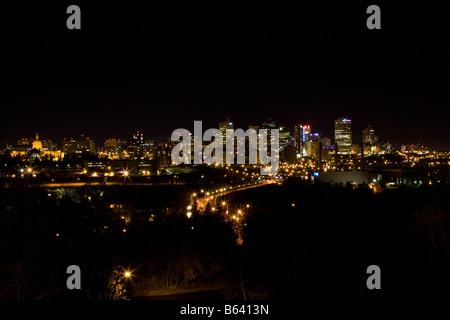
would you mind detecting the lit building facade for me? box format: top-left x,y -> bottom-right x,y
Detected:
10,133 -> 63,160
127,131 -> 144,147
334,118 -> 352,154
293,124 -> 311,157
362,126 -> 378,146
62,135 -> 96,157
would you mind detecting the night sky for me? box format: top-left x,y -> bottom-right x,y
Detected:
2,3 -> 449,149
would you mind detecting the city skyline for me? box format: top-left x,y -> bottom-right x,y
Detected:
2,4 -> 450,150
1,115 -> 439,153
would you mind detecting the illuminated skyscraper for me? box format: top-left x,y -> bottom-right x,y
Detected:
127,131 -> 144,147
62,135 -> 96,156
293,124 -> 311,157
261,117 -> 276,130
219,119 -> 233,140
279,126 -> 293,149
219,118 -> 234,162
293,124 -> 303,155
303,125 -> 311,142
362,125 -> 378,146
334,117 -> 352,154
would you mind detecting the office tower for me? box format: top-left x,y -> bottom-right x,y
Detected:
62,135 -> 96,156
219,118 -> 233,142
334,117 -> 352,154
308,132 -> 321,141
320,137 -> 331,147
279,126 -> 293,149
293,124 -> 311,157
302,125 -> 311,156
303,132 -> 321,158
219,118 -> 234,163
248,125 -> 260,154
127,131 -> 144,147
105,139 -> 119,154
304,140 -> 321,159
261,117 -> 277,130
362,125 -> 378,146
293,124 -> 303,155
303,125 -> 311,141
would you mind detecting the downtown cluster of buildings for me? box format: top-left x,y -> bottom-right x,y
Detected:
1,117 -> 435,165
1,116 -> 449,188
1,116 -> 445,176
218,116 -> 395,164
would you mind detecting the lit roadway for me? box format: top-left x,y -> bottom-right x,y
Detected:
195,180 -> 276,209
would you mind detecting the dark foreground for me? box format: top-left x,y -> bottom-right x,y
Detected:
0,181 -> 449,300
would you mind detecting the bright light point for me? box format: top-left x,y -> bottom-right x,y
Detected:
246,204 -> 250,208
27,168 -> 32,173
222,202 -> 226,206
237,210 -> 242,214
291,203 -> 295,207
193,193 -> 197,197
124,171 -> 129,176
187,212 -> 192,218
187,205 -> 192,210
124,272 -> 131,277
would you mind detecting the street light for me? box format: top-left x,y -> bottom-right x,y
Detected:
124,271 -> 132,278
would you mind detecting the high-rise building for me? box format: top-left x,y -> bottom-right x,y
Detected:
219,119 -> 234,162
308,132 -> 321,141
62,135 -> 96,157
304,140 -> 321,159
279,126 -> 293,149
293,124 -> 311,157
104,139 -> 119,156
219,119 -> 233,142
334,117 -> 352,154
261,117 -> 276,130
127,131 -> 144,147
303,132 -> 321,158
293,124 -> 303,155
362,126 -> 378,146
320,137 -> 331,147
303,125 -> 311,142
